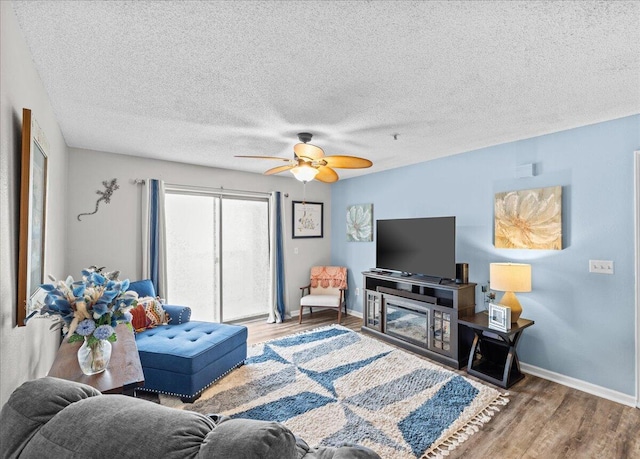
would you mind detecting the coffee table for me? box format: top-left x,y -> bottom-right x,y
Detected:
48,323 -> 144,395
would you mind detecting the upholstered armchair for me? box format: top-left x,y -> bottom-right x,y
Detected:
299,266 -> 348,324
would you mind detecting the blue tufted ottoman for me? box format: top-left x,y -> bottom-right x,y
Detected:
128,279 -> 247,402
135,318 -> 247,402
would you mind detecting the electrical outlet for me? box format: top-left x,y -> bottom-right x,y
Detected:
294,247 -> 298,255
355,288 -> 360,297
589,260 -> 613,274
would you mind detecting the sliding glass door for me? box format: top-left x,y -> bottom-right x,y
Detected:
219,198 -> 270,321
165,190 -> 270,322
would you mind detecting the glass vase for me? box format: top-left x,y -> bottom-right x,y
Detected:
77,338 -> 112,375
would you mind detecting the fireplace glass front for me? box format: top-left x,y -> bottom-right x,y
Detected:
384,296 -> 430,348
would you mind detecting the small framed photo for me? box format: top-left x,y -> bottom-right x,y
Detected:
488,303 -> 511,332
292,201 -> 323,238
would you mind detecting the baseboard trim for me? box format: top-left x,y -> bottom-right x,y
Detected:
520,362 -> 636,407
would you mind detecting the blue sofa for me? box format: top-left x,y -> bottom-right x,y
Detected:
128,280 -> 247,402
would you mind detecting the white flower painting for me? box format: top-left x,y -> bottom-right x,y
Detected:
346,204 -> 373,242
495,186 -> 562,250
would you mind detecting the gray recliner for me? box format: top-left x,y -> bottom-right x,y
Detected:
0,377 -> 380,459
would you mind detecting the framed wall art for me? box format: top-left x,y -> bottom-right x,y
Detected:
494,185 -> 562,250
17,108 -> 49,326
488,303 -> 511,332
346,203 -> 373,242
292,201 -> 323,238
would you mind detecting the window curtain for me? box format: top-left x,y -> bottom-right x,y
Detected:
142,179 -> 168,299
268,191 -> 286,323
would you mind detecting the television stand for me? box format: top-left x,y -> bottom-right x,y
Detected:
361,271 -> 476,369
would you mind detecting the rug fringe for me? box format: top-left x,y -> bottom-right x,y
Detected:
420,392 -> 510,459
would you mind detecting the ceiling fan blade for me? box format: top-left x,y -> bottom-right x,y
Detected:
235,155 -> 292,162
264,165 -> 295,175
322,155 -> 373,169
294,143 -> 325,160
315,166 -> 339,183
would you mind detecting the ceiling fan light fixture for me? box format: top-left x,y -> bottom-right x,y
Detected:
236,131 -> 372,183
290,163 -> 319,182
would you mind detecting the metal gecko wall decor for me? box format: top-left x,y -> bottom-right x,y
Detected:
77,178 -> 120,221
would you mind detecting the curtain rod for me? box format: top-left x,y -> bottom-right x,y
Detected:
133,179 -> 288,198
166,183 -> 272,198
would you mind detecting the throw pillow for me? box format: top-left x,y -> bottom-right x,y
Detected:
138,296 -> 169,327
130,304 -> 151,332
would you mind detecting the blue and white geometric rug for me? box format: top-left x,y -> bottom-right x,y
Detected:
164,325 -> 509,459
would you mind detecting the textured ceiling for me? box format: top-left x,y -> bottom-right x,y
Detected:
11,1 -> 640,180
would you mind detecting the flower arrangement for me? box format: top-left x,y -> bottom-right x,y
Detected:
30,267 -> 137,347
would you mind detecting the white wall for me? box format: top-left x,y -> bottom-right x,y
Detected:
0,3 -> 69,406
66,148 -> 332,317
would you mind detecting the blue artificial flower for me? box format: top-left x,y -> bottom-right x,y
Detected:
92,300 -> 109,317
76,319 -> 96,336
54,298 -> 70,309
43,296 -> 72,316
113,295 -> 136,313
72,284 -> 86,298
93,324 -> 114,340
91,272 -> 106,286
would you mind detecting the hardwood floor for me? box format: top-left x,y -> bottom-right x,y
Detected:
244,309 -> 362,345
244,310 -> 640,459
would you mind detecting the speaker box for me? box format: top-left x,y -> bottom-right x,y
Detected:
456,263 -> 469,284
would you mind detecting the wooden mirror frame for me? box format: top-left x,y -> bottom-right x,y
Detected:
17,108 -> 48,326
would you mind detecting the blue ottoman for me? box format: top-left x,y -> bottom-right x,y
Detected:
135,320 -> 247,402
128,280 -> 247,402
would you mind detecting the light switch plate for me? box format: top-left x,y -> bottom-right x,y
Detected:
589,260 -> 613,274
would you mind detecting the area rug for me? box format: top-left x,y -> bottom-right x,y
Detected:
161,325 -> 508,459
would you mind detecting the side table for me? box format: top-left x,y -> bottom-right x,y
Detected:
48,323 -> 144,395
458,312 -> 534,389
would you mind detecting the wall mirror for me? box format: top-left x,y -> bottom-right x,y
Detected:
17,108 -> 48,326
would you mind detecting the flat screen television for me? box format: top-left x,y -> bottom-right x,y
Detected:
376,216 -> 456,280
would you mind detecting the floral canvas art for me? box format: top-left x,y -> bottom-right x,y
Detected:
346,204 -> 373,242
495,185 -> 562,250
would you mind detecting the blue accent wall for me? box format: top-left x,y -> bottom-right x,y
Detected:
331,115 -> 640,395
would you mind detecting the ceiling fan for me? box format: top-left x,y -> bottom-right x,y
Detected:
235,132 -> 373,183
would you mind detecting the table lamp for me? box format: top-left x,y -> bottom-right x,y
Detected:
489,263 -> 531,322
